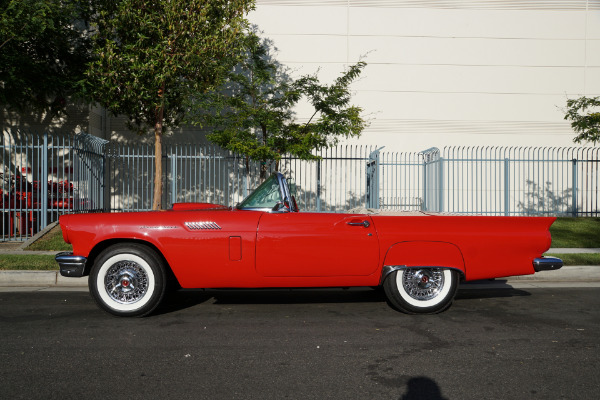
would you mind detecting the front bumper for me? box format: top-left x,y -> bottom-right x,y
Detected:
55,252 -> 88,277
533,257 -> 563,272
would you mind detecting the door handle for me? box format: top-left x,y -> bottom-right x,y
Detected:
347,220 -> 370,228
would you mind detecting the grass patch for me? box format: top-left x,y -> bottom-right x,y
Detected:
0,254 -> 58,270
550,217 -> 600,248
24,224 -> 72,252
544,253 -> 600,266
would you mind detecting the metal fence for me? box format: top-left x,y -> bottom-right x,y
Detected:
1,130 -> 106,241
1,128 -> 599,241
107,143 -> 376,213
370,146 -> 600,216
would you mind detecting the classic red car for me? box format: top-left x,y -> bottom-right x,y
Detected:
56,173 -> 562,317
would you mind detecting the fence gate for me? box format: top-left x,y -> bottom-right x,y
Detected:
1,130 -> 107,241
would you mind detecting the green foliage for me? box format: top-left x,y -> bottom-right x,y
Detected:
84,0 -> 254,134
0,0 -> 98,114
564,96 -> 600,145
189,32 -> 367,177
84,0 -> 254,208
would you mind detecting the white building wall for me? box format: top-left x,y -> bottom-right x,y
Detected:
249,0 -> 600,152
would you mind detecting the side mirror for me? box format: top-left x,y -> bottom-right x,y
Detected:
271,201 -> 290,213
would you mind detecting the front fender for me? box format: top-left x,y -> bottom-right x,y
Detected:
381,241 -> 466,283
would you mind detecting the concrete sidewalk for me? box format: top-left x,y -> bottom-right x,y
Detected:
546,248 -> 600,254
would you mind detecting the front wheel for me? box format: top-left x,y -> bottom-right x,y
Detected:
89,244 -> 167,317
383,268 -> 459,314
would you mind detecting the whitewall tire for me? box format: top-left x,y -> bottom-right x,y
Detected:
89,244 -> 166,317
383,268 -> 459,314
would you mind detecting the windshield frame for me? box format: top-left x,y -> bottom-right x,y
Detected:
236,173 -> 297,212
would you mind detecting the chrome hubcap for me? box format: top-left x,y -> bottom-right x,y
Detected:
402,269 -> 445,300
104,261 -> 149,304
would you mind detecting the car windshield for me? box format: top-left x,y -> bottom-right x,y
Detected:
237,174 -> 283,210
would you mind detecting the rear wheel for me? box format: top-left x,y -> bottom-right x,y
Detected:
383,268 -> 459,314
89,244 -> 166,317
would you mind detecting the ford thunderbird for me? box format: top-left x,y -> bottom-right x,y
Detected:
56,172 -> 562,317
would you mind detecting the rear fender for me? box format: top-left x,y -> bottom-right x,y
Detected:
381,241 -> 466,284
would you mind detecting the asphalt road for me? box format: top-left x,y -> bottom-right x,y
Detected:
1,287 -> 599,400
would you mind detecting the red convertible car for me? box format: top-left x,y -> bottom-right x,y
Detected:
56,173 -> 562,317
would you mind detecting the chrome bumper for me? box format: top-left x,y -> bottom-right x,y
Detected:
55,252 -> 88,277
533,257 -> 563,272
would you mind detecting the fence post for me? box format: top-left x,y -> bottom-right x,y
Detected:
366,148 -> 381,209
100,150 -> 106,211
104,144 -> 112,212
438,157 -> 444,213
316,160 -> 321,212
423,158 -> 428,212
504,158 -> 509,216
171,155 -> 177,207
572,159 -> 577,217
40,132 -> 48,228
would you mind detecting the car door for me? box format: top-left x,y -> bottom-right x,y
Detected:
255,212 -> 379,277
157,209 -> 262,287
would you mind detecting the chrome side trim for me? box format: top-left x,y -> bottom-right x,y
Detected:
533,257 -> 563,272
55,252 -> 88,277
185,221 -> 222,230
380,265 -> 464,285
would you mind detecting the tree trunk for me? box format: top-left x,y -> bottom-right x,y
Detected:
152,103 -> 164,210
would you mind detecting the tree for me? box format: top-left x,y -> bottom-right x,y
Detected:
188,32 -> 367,179
0,0 -> 98,115
84,0 -> 254,210
564,96 -> 600,145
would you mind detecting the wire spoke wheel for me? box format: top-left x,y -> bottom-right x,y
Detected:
90,244 -> 166,317
401,268 -> 445,301
384,268 -> 459,314
105,261 -> 149,305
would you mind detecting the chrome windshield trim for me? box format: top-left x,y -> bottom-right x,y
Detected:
237,172 -> 298,213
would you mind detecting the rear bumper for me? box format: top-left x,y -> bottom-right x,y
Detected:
533,257 -> 563,272
55,252 -> 88,277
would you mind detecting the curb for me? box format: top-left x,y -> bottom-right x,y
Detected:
0,270 -> 88,287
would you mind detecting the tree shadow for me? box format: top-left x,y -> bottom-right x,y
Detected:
517,180 -> 575,216
2,103 -> 89,134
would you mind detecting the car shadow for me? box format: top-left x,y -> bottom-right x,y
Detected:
153,287 -> 388,314
154,283 -> 532,315
208,287 -> 388,305
152,290 -> 214,315
456,279 -> 532,300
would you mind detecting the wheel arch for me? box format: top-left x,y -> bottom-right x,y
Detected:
380,265 -> 465,285
380,241 -> 466,284
84,239 -> 179,286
